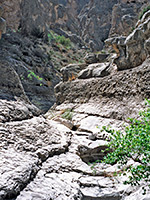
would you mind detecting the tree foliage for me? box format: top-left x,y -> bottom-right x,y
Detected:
102,100 -> 150,190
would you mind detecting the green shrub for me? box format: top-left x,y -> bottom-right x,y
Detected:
61,109 -> 73,121
48,31 -> 71,49
101,100 -> 150,191
139,5 -> 150,19
27,70 -> 43,82
56,35 -> 71,48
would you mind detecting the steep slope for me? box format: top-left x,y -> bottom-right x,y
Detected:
0,31 -> 61,112
0,2 -> 150,200
0,9 -> 149,200
1,0 -> 149,50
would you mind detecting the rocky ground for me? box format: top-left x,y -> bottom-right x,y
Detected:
0,59 -> 150,199
0,1 -> 150,200
0,11 -> 150,200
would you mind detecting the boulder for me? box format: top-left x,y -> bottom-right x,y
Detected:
84,53 -> 98,64
106,12 -> 150,70
78,63 -> 111,79
97,53 -> 109,63
61,63 -> 87,82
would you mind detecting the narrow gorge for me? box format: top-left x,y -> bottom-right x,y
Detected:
0,0 -> 150,200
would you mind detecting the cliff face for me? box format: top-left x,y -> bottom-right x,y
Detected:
78,0 -> 118,50
0,0 -> 21,30
0,1 -> 150,200
0,9 -> 149,200
1,0 -> 149,50
109,0 -> 149,37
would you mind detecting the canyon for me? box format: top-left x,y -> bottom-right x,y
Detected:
0,0 -> 150,200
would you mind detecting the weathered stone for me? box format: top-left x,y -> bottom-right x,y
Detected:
78,0 -> 118,50
109,1 -> 146,37
97,53 -> 109,63
1,0 -> 149,51
78,139 -> 109,163
0,32 -> 61,112
0,99 -> 40,123
78,67 -> 93,79
56,57 -> 150,105
0,148 -> 39,200
0,2 -> 150,200
80,187 -> 122,200
108,12 -> 150,70
78,63 -> 111,79
61,63 -> 87,82
84,53 -> 98,64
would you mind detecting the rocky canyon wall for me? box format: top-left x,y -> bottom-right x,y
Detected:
0,0 -> 149,50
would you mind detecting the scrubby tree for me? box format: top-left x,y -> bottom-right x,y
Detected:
102,99 -> 150,192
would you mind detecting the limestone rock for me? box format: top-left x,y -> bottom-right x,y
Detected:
0,0 -> 21,31
78,0 -> 118,50
0,114 -> 71,199
0,149 -> 39,200
78,62 -> 111,79
0,99 -> 40,122
0,32 -> 61,112
84,53 -> 98,64
61,63 -> 87,82
55,58 -> 150,117
1,0 -> 149,51
78,139 -> 109,163
107,11 -> 150,70
109,1 -> 146,37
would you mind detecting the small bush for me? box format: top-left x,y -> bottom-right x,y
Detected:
61,109 -> 73,120
101,100 -> 150,191
139,5 -> 150,19
56,35 -> 71,48
27,70 -> 43,82
48,31 -> 71,49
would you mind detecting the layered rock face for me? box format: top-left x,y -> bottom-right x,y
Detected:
0,0 -> 21,30
109,0 -> 149,37
0,1 -> 150,200
0,10 -> 150,200
0,32 -> 60,112
106,10 -> 150,70
1,0 -> 149,50
78,0 -> 118,50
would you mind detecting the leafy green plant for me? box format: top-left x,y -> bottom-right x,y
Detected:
56,35 -> 71,48
101,100 -> 150,191
48,31 -> 71,49
61,109 -> 73,121
139,5 -> 150,19
48,31 -> 55,42
27,70 -> 43,84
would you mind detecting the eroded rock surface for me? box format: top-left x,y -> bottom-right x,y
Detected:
0,2 -> 150,200
0,32 -> 60,112
106,10 -> 150,70
1,0 -> 149,49
1,53 -> 150,199
0,101 -> 71,199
